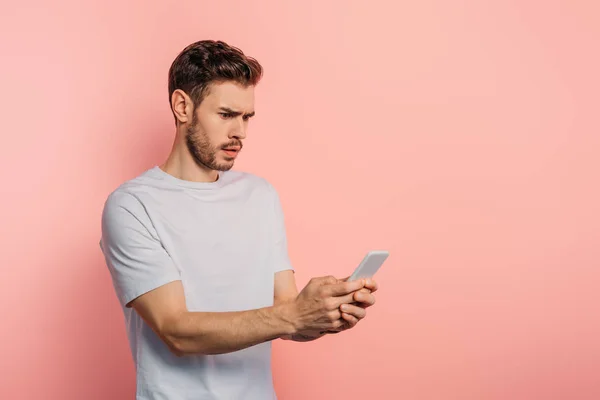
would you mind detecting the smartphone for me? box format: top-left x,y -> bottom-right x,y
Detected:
348,250 -> 390,281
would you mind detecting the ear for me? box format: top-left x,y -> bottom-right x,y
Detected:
171,89 -> 194,124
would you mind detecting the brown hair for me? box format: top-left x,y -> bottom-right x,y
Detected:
168,40 -> 263,116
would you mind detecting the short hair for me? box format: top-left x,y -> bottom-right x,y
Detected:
168,40 -> 263,115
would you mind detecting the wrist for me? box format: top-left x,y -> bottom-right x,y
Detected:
273,302 -> 299,336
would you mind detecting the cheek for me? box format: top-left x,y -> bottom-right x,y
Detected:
192,121 -> 220,145
204,117 -> 230,139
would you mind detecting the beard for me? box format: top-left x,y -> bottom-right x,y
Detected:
185,114 -> 240,172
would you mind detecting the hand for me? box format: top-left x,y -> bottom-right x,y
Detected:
328,278 -> 378,334
352,278 -> 378,308
286,276 -> 366,333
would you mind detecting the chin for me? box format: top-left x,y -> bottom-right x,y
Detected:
215,161 -> 235,171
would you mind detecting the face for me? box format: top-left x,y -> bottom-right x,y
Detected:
185,81 -> 255,172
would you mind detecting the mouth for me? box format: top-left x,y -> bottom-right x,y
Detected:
222,147 -> 241,158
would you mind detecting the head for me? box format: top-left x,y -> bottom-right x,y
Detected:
168,40 -> 262,172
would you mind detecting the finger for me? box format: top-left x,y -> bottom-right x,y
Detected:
331,289 -> 371,309
329,292 -> 356,309
328,318 -> 351,333
327,310 -> 342,321
353,291 -> 376,307
338,278 -> 377,290
324,279 -> 365,297
330,318 -> 346,331
341,312 -> 359,327
336,279 -> 377,296
340,303 -> 366,320
364,278 -> 378,293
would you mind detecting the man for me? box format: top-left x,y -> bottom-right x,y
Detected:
100,40 -> 378,400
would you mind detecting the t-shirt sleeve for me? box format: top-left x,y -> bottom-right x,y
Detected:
100,191 -> 181,308
270,185 -> 294,274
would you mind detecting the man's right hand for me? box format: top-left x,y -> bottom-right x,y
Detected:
284,276 -> 366,333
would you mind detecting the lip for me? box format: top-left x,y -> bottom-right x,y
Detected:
222,148 -> 240,157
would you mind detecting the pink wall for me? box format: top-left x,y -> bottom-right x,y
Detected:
1,1 -> 599,399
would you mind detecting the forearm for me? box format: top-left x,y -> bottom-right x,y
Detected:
163,304 -> 296,356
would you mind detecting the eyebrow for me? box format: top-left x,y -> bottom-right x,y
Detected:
218,107 -> 255,118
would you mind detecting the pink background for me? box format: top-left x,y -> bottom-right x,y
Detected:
1,1 -> 599,399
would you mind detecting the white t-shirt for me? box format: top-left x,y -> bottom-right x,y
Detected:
100,166 -> 294,400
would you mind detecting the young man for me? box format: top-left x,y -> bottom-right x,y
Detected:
100,40 -> 378,400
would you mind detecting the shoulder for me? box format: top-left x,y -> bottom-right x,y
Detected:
100,182 -> 157,249
101,170 -> 157,222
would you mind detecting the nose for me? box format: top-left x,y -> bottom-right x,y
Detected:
229,117 -> 248,140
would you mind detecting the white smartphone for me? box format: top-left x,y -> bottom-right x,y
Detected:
348,250 -> 390,281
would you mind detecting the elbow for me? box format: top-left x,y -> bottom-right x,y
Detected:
154,312 -> 225,356
158,314 -> 215,357
160,328 -> 187,357
157,315 -> 192,357
168,342 -> 187,358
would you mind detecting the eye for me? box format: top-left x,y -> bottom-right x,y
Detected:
219,113 -> 235,119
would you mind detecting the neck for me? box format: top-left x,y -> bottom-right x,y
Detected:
160,137 -> 219,183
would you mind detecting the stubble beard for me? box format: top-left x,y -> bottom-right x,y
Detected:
185,114 -> 234,172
